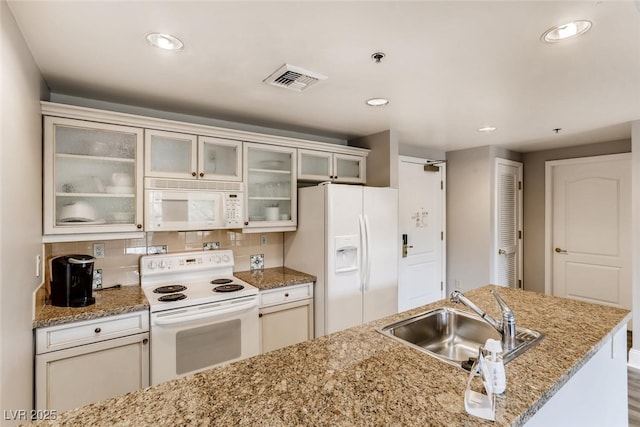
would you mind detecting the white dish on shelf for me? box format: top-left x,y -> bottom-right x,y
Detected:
260,160 -> 284,169
106,186 -> 134,194
59,201 -> 96,222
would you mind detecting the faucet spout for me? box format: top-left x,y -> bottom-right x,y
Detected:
450,289 -> 517,351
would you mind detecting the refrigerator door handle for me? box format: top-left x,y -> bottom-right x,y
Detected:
363,214 -> 372,290
358,214 -> 367,292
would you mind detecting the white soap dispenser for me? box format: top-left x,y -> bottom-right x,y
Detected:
483,338 -> 506,395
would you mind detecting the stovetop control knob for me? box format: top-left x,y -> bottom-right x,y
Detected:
159,260 -> 168,269
213,255 -> 221,263
149,261 -> 157,270
222,254 -> 230,262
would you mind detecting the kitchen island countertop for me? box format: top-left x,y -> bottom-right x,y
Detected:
33,285 -> 149,329
234,266 -> 316,291
26,285 -> 630,426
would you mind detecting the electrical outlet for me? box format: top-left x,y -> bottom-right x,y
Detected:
93,269 -> 103,289
203,242 -> 220,251
147,245 -> 168,255
93,243 -> 105,258
260,235 -> 268,246
250,254 -> 264,271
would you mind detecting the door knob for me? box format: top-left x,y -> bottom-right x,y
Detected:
555,247 -> 567,254
498,249 -> 506,255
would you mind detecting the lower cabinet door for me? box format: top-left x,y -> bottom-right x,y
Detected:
36,332 -> 149,412
259,299 -> 313,354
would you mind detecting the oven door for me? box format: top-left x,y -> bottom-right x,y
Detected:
149,295 -> 259,385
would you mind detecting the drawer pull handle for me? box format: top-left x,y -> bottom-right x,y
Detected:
258,313 -> 263,318
94,327 -> 101,333
143,338 -> 149,345
284,293 -> 289,297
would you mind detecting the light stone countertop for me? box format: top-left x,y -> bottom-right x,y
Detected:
33,285 -> 149,329
26,285 -> 630,426
234,267 -> 316,291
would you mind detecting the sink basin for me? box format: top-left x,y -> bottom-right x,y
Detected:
377,307 -> 544,369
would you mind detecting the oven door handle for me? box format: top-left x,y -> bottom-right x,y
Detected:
154,299 -> 257,326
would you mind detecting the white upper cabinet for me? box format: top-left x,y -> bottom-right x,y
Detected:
244,143 -> 297,232
145,129 -> 242,181
43,116 -> 144,238
298,149 -> 366,184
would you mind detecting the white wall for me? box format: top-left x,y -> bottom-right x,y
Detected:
630,120 -> 640,368
1,1 -> 48,423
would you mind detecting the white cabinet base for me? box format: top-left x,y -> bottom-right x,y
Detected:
36,332 -> 149,412
525,326 -> 628,426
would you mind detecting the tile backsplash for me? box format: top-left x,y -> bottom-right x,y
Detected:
45,230 -> 284,289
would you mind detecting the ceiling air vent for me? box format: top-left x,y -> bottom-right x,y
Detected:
263,64 -> 327,92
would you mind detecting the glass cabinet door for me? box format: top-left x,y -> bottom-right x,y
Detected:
43,116 -> 144,235
298,149 -> 332,181
198,137 -> 242,181
244,143 -> 296,229
145,129 -> 197,179
334,153 -> 366,184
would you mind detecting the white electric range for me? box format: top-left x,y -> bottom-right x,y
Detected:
140,250 -> 259,385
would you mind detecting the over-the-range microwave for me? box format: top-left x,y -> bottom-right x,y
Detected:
144,178 -> 243,231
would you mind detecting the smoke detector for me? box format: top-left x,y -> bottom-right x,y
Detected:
263,64 -> 327,92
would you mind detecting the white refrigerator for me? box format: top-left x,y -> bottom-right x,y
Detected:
284,183 -> 398,337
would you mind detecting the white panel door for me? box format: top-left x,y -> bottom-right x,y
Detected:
398,157 -> 445,312
493,159 -> 523,288
550,154 -> 631,309
362,187 -> 398,323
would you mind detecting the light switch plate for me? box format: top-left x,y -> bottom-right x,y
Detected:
250,254 -> 264,271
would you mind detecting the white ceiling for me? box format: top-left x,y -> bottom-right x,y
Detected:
7,1 -> 640,153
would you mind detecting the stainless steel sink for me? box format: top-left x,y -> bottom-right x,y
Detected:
377,307 -> 543,369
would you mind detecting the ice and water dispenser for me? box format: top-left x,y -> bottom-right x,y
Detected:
335,235 -> 359,272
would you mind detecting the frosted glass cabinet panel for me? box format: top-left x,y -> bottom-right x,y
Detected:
244,143 -> 297,230
43,116 -> 144,235
198,137 -> 242,181
145,130 -> 242,181
145,130 -> 197,179
298,149 -> 366,184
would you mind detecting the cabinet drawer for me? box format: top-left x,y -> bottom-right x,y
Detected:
36,311 -> 149,354
260,283 -> 313,308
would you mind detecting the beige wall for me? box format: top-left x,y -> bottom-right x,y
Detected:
521,139 -> 631,293
350,130 -> 399,188
1,1 -> 49,422
631,121 -> 640,360
446,146 -> 493,291
446,145 -> 522,292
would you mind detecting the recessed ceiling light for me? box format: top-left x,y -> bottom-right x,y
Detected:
145,33 -> 184,51
477,126 -> 497,133
541,20 -> 592,43
366,98 -> 390,107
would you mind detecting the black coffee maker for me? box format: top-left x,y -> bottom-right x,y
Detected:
50,255 -> 96,307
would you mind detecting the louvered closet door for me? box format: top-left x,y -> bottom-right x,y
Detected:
494,159 -> 523,288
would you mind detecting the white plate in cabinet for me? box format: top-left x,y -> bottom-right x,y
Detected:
36,311 -> 149,354
259,283 -> 313,308
43,116 -> 144,236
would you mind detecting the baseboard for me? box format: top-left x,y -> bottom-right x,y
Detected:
628,348 -> 640,369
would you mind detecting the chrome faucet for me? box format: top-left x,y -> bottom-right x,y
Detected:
450,289 -> 517,351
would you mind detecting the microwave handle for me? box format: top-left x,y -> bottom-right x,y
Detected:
154,299 -> 257,326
